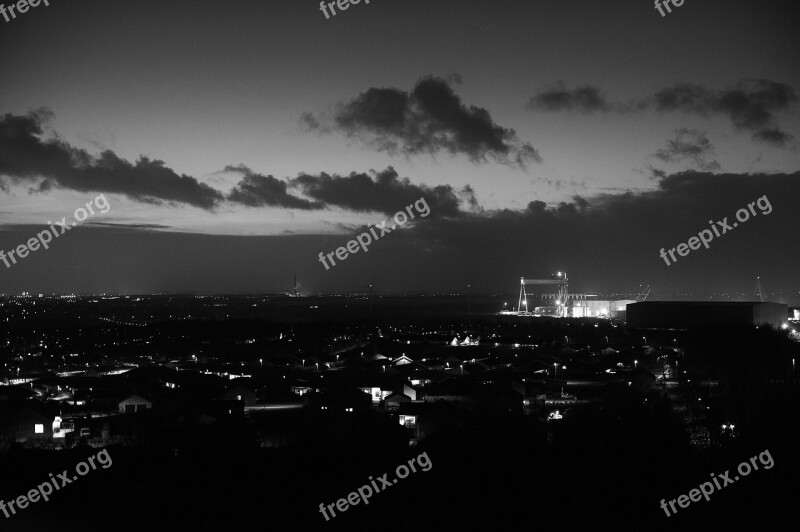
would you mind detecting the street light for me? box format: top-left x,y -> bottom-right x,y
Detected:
553,363 -> 558,380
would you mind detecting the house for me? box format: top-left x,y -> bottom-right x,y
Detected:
400,383 -> 417,401
31,373 -> 63,395
422,380 -> 480,404
223,382 -> 258,406
305,387 -> 372,413
359,385 -> 393,404
392,355 -> 414,366
397,402 -> 426,432
3,406 -> 53,442
52,416 -> 76,439
384,393 -> 412,411
118,394 -> 152,414
407,369 -> 449,387
291,385 -> 314,397
396,402 -> 459,441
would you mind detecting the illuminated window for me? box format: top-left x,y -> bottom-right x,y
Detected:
35,424 -> 44,434
399,415 -> 416,427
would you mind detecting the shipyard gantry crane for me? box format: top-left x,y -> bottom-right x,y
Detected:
517,272 -> 587,317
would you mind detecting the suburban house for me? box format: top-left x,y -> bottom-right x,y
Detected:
223,382 -> 258,406
2,406 -> 53,443
305,387 -> 372,413
384,392 -> 413,411
118,394 -> 152,414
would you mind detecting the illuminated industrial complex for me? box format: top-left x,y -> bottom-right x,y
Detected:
509,272 -> 790,330
513,272 -> 637,319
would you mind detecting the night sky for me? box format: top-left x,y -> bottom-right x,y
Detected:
1,0 -> 798,301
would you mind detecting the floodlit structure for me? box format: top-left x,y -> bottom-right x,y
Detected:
517,272 -> 587,317
514,274 -> 646,319
571,300 -> 635,318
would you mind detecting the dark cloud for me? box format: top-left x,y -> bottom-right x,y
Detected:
0,109 -> 225,210
752,128 -> 795,147
653,129 -> 721,172
527,82 -> 610,113
528,79 -> 797,148
385,170 -> 800,296
290,166 -> 469,217
225,165 -> 322,210
649,83 -> 716,115
536,177 -> 591,192
304,76 -> 541,167
652,79 -> 797,147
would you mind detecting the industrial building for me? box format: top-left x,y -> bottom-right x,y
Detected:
571,299 -> 635,319
626,301 -> 789,330
515,272 -> 641,318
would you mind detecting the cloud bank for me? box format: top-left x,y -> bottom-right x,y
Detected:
1,110 -> 478,217
291,166 -> 474,218
528,79 -> 797,148
0,109 -> 225,209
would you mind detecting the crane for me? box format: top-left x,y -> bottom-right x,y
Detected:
636,285 -> 651,302
518,272 -> 572,317
754,277 -> 764,302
